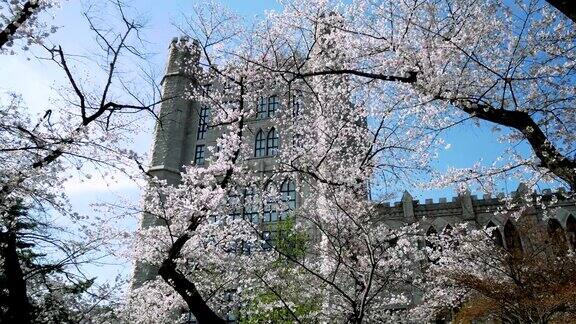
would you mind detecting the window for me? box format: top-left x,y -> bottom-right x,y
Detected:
256,95 -> 279,119
266,128 -> 279,156
254,130 -> 266,157
425,226 -> 437,250
292,92 -> 302,116
243,187 -> 258,223
263,204 -> 278,222
425,226 -> 440,262
194,145 -> 205,165
268,95 -> 279,117
227,191 -> 241,219
255,128 -> 279,157
197,105 -> 209,140
241,241 -> 252,255
201,83 -> 212,97
280,180 -> 296,211
263,183 -> 277,222
486,221 -> 503,247
442,224 -> 453,236
257,96 -> 267,119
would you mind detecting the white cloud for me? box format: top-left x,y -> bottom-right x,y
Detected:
64,172 -> 144,196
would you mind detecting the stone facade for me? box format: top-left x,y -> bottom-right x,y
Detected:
378,188 -> 576,251
135,36 -> 576,290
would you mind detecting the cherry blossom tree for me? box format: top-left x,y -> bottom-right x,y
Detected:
0,0 -> 60,53
0,1 -> 163,322
413,217 -> 576,323
242,0 -> 576,192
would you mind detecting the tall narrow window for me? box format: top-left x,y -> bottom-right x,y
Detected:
243,187 -> 258,223
425,226 -> 437,250
263,183 -> 277,222
442,224 -> 453,236
486,221 -> 503,247
266,128 -> 279,156
254,130 -> 265,157
268,95 -> 279,117
197,105 -> 209,140
257,96 -> 267,119
292,91 -> 302,117
227,190 -> 241,220
280,180 -> 296,210
194,145 -> 205,165
425,226 -> 439,262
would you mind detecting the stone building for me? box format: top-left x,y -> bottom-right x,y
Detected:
134,36 -> 576,319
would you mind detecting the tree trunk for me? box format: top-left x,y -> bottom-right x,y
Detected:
453,99 -> 576,191
158,233 -> 226,324
1,231 -> 33,323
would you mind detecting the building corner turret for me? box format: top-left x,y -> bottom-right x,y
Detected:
149,36 -> 201,185
133,37 -> 201,289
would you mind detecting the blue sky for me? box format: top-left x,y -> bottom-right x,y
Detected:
0,0 -> 534,283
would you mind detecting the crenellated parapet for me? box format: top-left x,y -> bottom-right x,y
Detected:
376,184 -> 576,233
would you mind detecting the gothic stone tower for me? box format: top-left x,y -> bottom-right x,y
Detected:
132,37 -> 202,287
133,36 -> 296,287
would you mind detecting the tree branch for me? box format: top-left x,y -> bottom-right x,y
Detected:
0,1 -> 40,50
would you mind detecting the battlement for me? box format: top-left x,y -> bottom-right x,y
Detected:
386,187 -> 573,207
162,36 -> 201,80
170,36 -> 200,52
376,184 -> 575,224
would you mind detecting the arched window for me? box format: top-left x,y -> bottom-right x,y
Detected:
567,215 -> 576,250
442,224 -> 453,236
548,218 -> 566,251
266,128 -> 279,156
486,221 -> 503,247
254,130 -> 265,157
504,220 -> 522,252
280,179 -> 296,215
